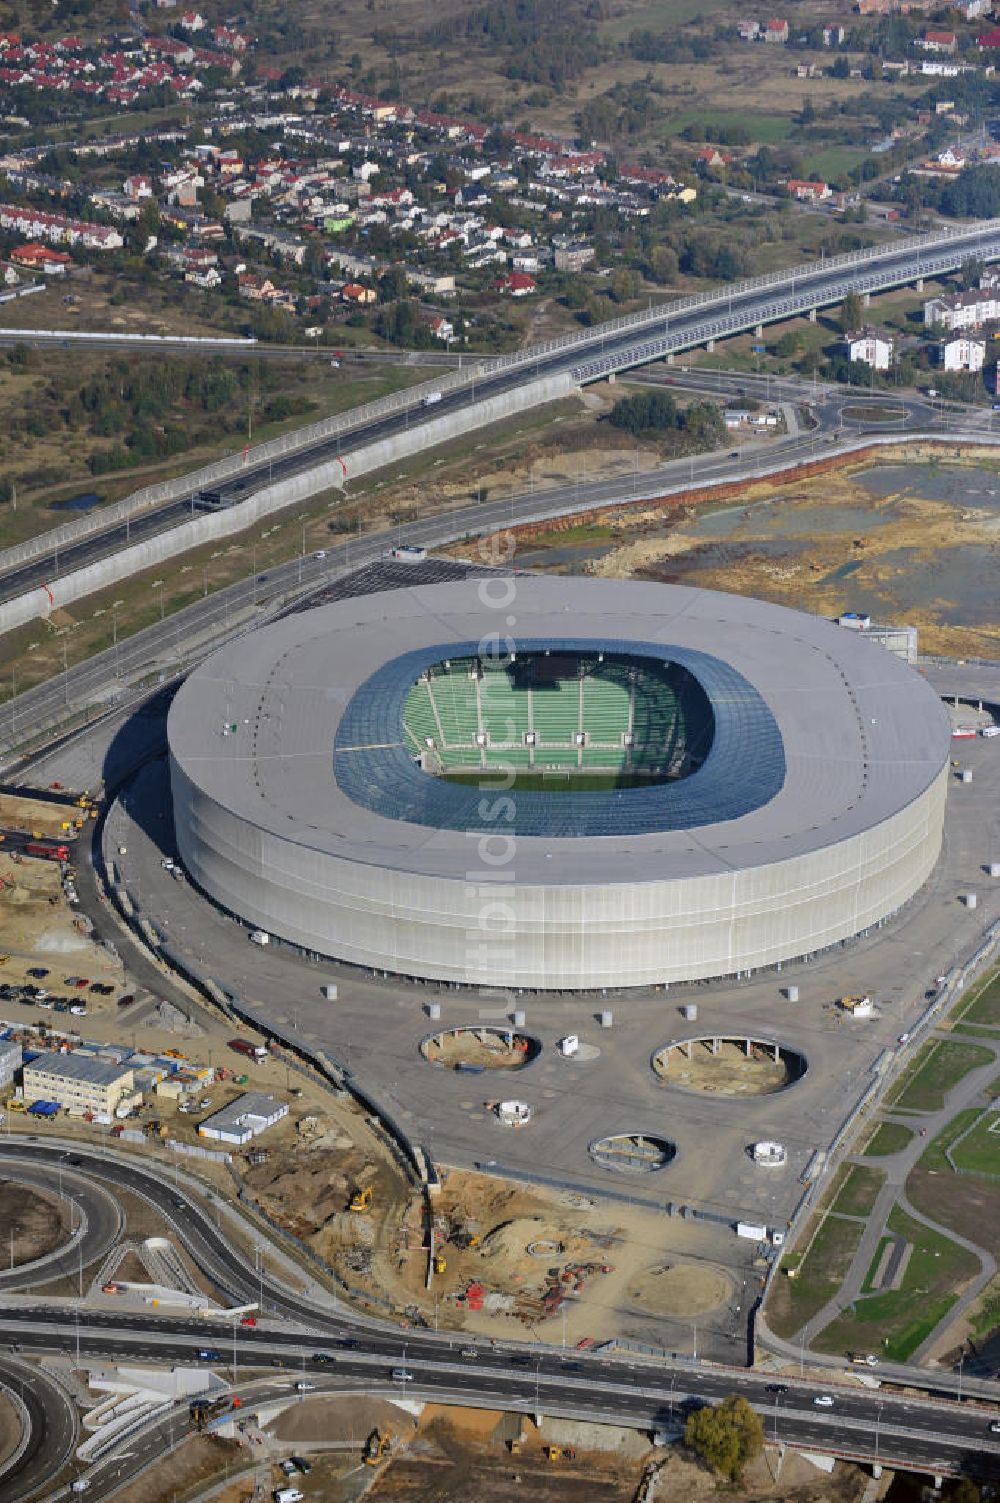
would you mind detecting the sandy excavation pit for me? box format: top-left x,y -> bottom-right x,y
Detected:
652,1037 -> 805,1096
628,1261 -> 733,1318
421,1026 -> 540,1071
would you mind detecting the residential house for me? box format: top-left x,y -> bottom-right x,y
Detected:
496,270 -> 537,296
738,20 -> 761,39
341,281 -> 376,304
917,28 -> 957,50
764,18 -> 789,41
939,334 -> 986,369
123,173 -> 153,199
552,238 -> 595,272
786,178 -> 832,201
10,242 -> 71,274
842,326 -> 894,369
822,23 -> 846,43
924,289 -> 1000,329
428,315 -> 454,341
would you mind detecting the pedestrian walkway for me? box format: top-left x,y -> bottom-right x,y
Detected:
769,1028 -> 1000,1365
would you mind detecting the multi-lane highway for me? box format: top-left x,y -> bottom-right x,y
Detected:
4,216 -> 1000,614
1,1139 -> 999,1495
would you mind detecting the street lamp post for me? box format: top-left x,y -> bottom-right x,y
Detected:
152,579 -> 165,622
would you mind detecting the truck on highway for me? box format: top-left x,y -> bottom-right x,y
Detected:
422,391 -> 442,406
228,1037 -> 268,1062
391,545 -> 427,563
249,929 -> 270,946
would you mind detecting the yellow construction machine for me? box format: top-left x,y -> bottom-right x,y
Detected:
543,1446 -> 577,1462
362,1429 -> 392,1465
348,1184 -> 374,1213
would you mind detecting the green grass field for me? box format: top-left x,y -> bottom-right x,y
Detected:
814,1204 -> 978,1362
766,1214 -> 865,1340
600,0 -> 731,39
801,146 -> 870,184
952,1111 -> 1000,1177
861,1234 -> 893,1295
830,1163 -> 886,1219
664,110 -> 794,145
886,1039 -> 994,1113
864,1121 -> 915,1156
918,1109 -> 981,1173
956,970 -> 1000,1028
969,1276 -> 1000,1341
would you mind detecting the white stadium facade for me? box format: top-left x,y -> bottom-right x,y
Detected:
167,577 -> 951,991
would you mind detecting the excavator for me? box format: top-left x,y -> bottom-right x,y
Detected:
362,1429 -> 392,1465
543,1445 -> 577,1462
348,1184 -> 374,1213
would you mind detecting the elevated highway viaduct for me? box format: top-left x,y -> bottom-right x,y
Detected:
1,217 -> 999,623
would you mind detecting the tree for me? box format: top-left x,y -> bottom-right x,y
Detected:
685,1395 -> 764,1482
840,290 -> 864,334
650,244 -> 679,284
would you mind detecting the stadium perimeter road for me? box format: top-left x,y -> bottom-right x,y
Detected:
79,702 -> 998,1340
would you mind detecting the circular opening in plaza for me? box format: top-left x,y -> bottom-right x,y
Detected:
166,576 -> 950,992
588,1133 -> 677,1174
651,1036 -> 807,1096
420,1026 -> 541,1071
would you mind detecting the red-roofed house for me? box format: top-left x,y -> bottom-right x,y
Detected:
179,10 -> 206,29
918,28 -> 957,50
978,25 -> 1000,43
496,270 -> 537,296
765,18 -> 789,42
11,242 -> 72,274
123,174 -> 153,200
786,178 -> 832,201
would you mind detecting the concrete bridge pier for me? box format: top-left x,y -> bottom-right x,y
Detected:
916,278 -> 924,291
706,338 -> 715,352
862,292 -> 871,307
808,308 -> 817,322
755,323 -> 763,337
666,352 -> 675,365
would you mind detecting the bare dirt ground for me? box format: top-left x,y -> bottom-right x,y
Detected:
652,1039 -> 795,1096
0,849 -> 123,989
93,1433 -> 242,1503
0,792 -> 89,839
0,1391 -> 22,1473
273,1394 -> 416,1446
628,1262 -> 733,1319
0,1180 -> 69,1266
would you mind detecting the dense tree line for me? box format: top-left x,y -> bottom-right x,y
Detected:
4,353 -> 313,476
608,390 -> 726,450
421,0 -> 606,90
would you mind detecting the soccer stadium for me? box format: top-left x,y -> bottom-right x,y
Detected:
167,575 -> 951,991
